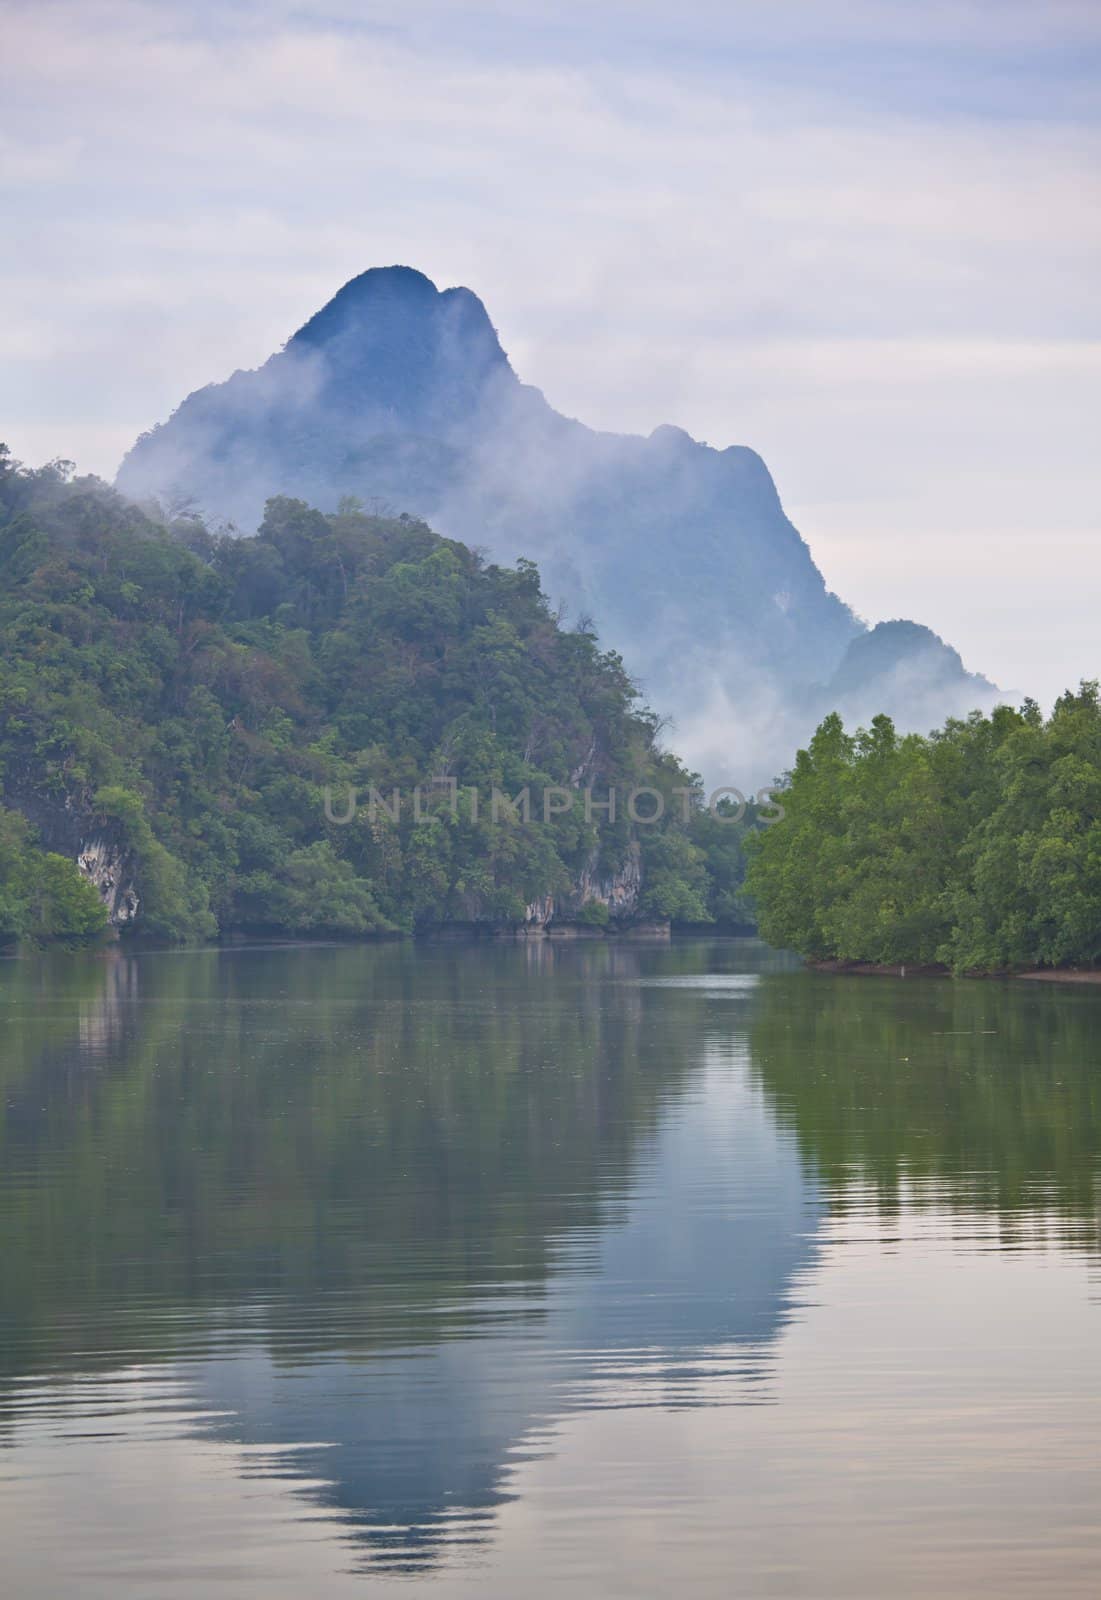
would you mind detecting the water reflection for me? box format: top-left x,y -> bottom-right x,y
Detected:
0,942 -> 817,1571
749,969 -> 1101,1249
1,942 -> 1099,1591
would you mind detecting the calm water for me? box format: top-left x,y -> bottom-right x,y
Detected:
1,939 -> 1100,1597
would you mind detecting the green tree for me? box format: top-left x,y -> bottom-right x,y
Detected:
747,688 -> 1101,974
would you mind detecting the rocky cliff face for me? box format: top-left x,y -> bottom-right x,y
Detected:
573,842 -> 643,917
523,842 -> 643,930
0,762 -> 140,931
117,266 -> 998,782
76,838 -> 140,927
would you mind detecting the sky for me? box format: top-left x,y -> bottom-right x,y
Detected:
2,0 -> 1099,705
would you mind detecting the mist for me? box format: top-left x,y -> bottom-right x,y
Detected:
115,266 -> 1002,785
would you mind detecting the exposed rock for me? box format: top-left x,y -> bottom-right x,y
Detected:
522,842 -> 643,930
574,842 -> 643,916
77,837 -> 140,926
0,762 -> 142,932
522,893 -> 557,930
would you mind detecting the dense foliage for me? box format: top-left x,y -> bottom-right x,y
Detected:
746,692 -> 1101,972
0,447 -> 751,944
0,807 -> 107,946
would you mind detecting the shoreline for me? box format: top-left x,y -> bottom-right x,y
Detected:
1015,968 -> 1101,985
806,957 -> 1101,986
2,917 -> 688,961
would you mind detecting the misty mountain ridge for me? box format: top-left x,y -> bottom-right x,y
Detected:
817,619 -> 997,736
117,266 -> 999,782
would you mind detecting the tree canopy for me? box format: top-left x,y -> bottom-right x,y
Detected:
0,447 -> 753,944
746,691 -> 1101,973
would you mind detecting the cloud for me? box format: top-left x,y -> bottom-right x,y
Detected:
0,0 -> 1098,709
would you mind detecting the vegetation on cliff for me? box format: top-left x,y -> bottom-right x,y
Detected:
0,447 -> 752,945
746,692 -> 1101,973
0,807 -> 107,946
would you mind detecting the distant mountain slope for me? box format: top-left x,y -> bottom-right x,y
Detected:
816,620 -> 998,732
117,266 -> 998,780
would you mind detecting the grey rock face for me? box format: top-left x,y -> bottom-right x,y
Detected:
77,837 -> 140,926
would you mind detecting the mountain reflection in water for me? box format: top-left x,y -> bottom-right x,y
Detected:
1,940 -> 1099,1594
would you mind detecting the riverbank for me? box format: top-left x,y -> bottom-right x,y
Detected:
807,957 -> 1101,984
2,916 -> 683,959
1016,968 -> 1101,985
416,918 -> 672,941
807,958 -> 948,979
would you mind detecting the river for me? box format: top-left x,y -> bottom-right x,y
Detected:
1,939 -> 1098,1596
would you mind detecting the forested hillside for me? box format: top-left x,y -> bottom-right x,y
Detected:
0,448 -> 751,947
746,693 -> 1101,973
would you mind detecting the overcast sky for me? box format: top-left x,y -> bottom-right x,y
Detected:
2,0 -> 1099,704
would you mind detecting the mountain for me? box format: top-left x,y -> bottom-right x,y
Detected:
117,266 -> 999,781
816,620 -> 998,734
0,451 -> 743,945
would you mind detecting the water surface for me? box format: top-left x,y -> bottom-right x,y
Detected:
1,940 -> 1099,1596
